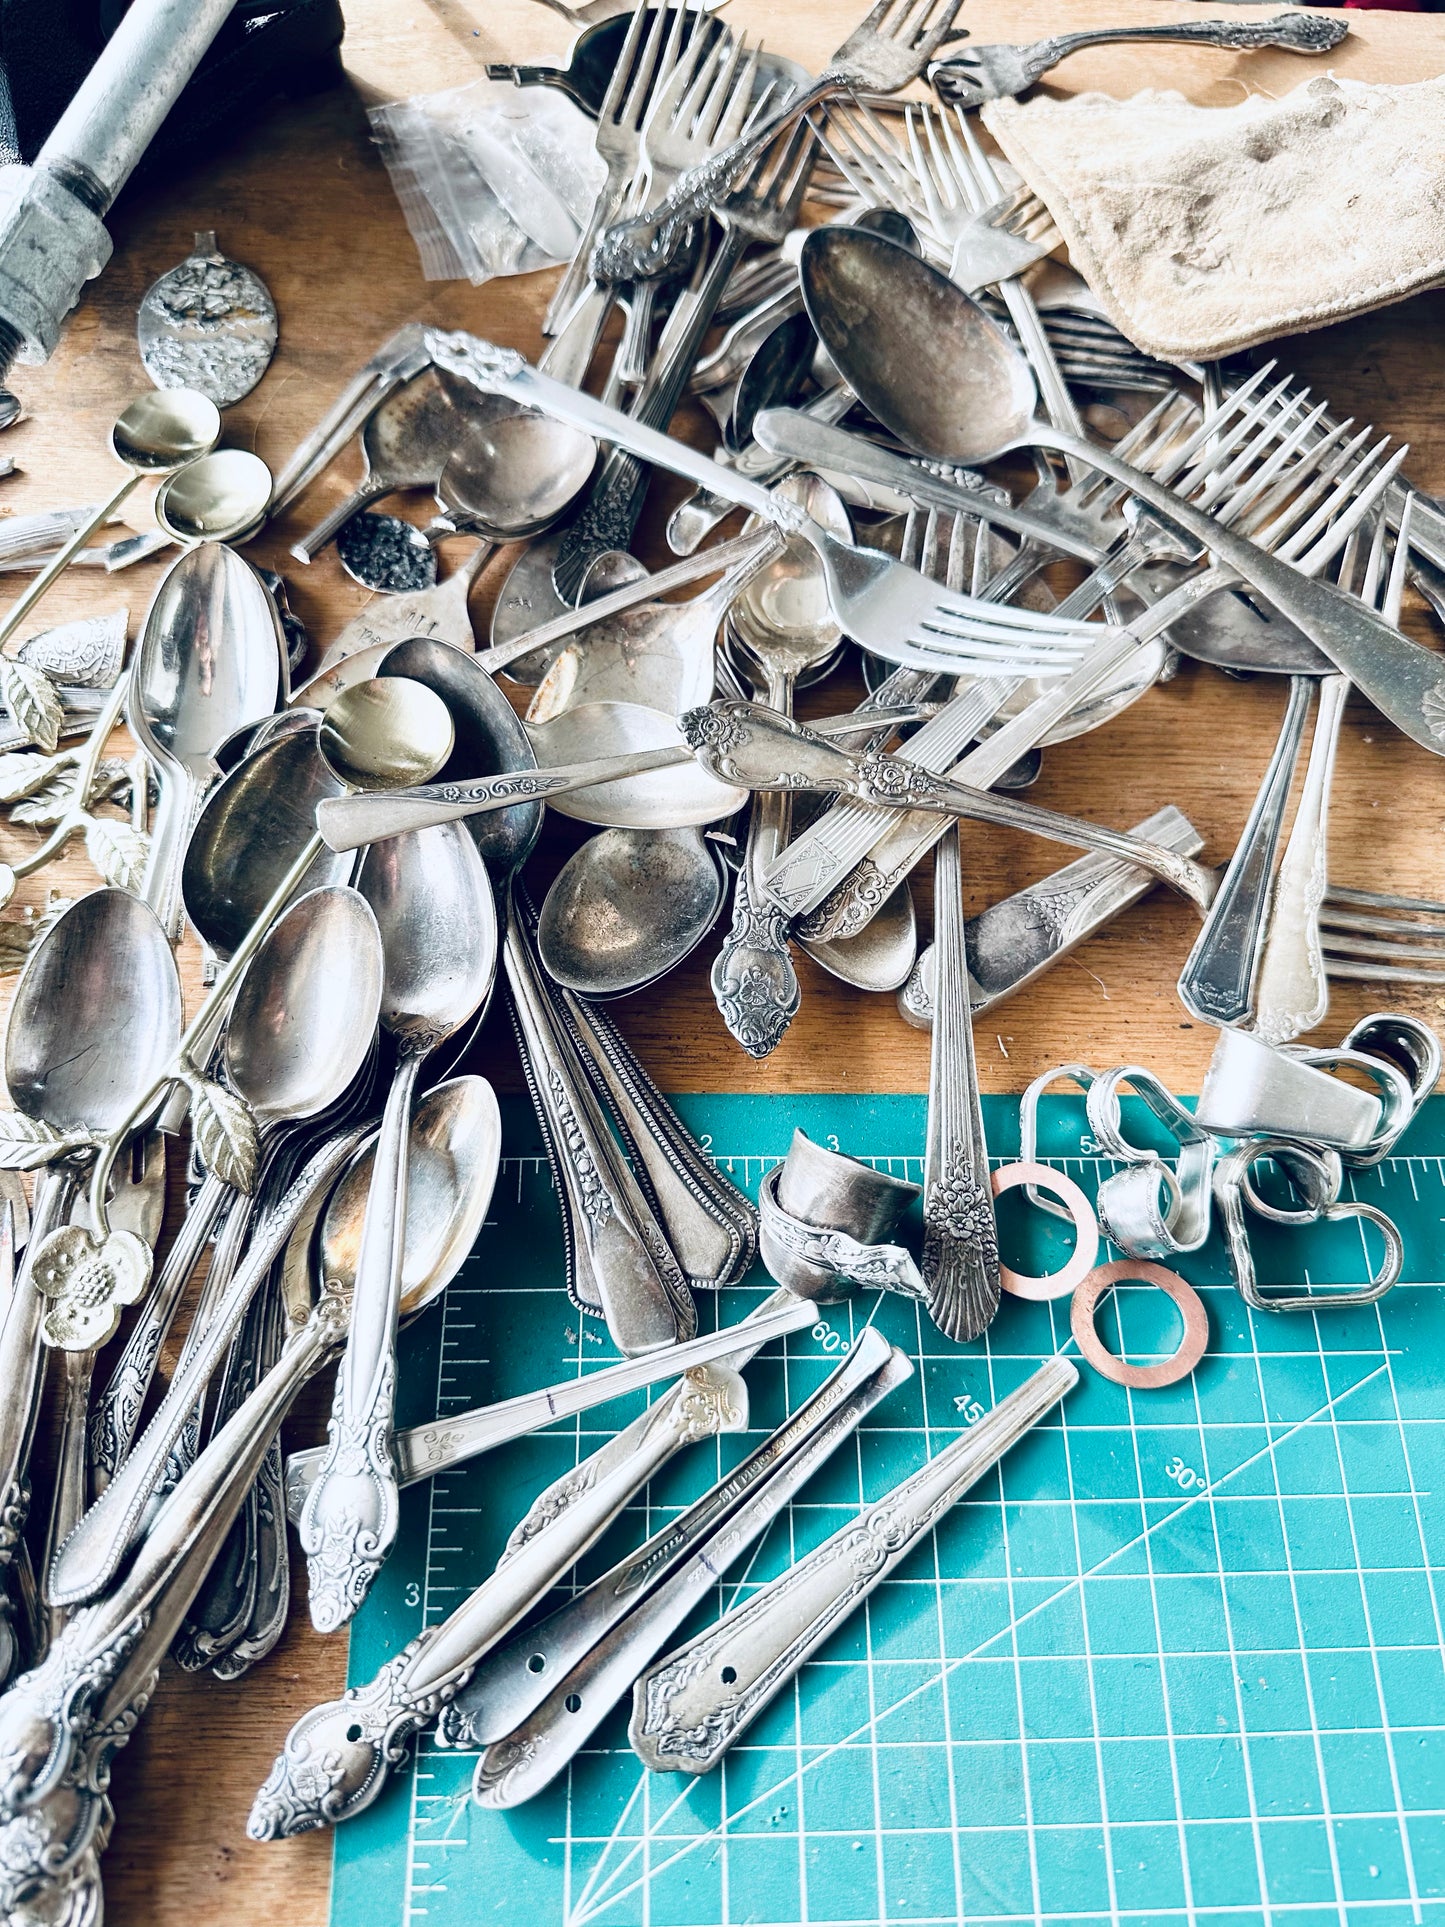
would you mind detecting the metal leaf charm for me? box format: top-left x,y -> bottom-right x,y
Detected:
0,898 -> 72,976
0,751 -> 61,804
82,815 -> 149,892
0,659 -> 62,755
190,1079 -> 259,1194
0,1112 -> 82,1170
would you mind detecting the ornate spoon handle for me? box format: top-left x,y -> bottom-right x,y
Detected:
248,1365 -> 741,1839
503,908 -> 694,1352
922,825 -> 1000,1342
447,1327 -> 896,1749
630,1358 -> 1078,1773
474,1345 -> 912,1807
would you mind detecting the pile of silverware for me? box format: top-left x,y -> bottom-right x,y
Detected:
0,1 -> 1440,1915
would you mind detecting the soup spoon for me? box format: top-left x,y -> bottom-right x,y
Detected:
538,825 -> 725,996
797,227 -> 1445,757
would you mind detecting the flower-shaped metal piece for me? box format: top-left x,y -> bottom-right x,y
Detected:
32,1225 -> 152,1351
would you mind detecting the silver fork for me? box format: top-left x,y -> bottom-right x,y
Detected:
593,0 -> 965,285
614,22 -> 763,385
541,0 -> 702,358
1319,882 -> 1445,985
929,11 -> 1347,109
775,413 -> 1405,940
550,115 -> 818,606
1249,503 -> 1412,1042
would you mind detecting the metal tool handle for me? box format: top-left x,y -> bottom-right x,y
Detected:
450,1328 -> 893,1748
283,1298 -> 813,1520
1039,11 -> 1346,63
269,326 -> 430,515
248,1373 -> 732,1839
630,1357 -> 1078,1771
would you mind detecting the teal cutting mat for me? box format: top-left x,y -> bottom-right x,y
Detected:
329,1093 -> 1445,1927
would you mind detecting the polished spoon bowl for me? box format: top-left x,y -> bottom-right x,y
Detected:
129,540 -> 284,938
0,388 -> 222,752
527,701 -> 747,829
153,448 -> 275,546
538,824 -> 726,996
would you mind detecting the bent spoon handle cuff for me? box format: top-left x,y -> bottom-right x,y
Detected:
629,1358 -> 1078,1772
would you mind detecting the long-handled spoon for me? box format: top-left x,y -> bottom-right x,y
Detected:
796,229 -> 1445,756
298,823 -> 497,1629
88,885 -> 384,1487
0,390 -> 220,753
0,891 -> 180,1669
128,541 -> 283,940
0,1077 -> 501,1867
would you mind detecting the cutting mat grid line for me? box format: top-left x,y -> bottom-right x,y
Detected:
330,1094 -> 1445,1927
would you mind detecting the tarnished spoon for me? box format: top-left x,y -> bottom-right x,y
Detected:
538,824 -> 725,996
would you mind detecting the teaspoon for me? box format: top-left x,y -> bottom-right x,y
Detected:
538,824 -> 725,995
298,821 -> 497,1630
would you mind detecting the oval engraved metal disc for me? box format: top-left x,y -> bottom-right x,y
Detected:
137,230 -> 279,408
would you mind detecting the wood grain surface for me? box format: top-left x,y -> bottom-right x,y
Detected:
1,1 -> 1440,1920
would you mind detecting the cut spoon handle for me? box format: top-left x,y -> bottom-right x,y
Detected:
630,1357 -> 1079,1772
283,1297 -> 814,1520
426,331 -> 787,526
249,1373 -> 729,1839
291,472 -> 397,565
472,1347 -> 911,1807
1036,426 -> 1445,755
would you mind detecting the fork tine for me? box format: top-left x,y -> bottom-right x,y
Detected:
899,507 -> 923,570
621,0 -> 679,131
708,39 -> 759,148
1385,494 -> 1414,628
1294,445 -> 1408,576
601,0 -> 652,124
812,112 -> 894,207
911,0 -> 965,52
906,109 -> 950,230
1359,502 -> 1391,609
1242,418 -> 1365,546
1276,435 -> 1392,560
1192,397 -> 1329,521
1209,400 -> 1335,529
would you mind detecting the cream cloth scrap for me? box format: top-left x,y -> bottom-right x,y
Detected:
982,73 -> 1445,361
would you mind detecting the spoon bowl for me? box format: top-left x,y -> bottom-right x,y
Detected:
800,226 -> 1036,466
319,1074 -> 503,1324
225,886 -> 385,1125
6,890 -> 182,1133
538,825 -> 725,996
528,700 -> 746,828
439,403 -> 596,542
155,449 -> 274,544
318,676 -> 455,792
799,880 -> 917,992
111,389 -> 223,472
183,725 -> 352,960
378,636 -> 543,882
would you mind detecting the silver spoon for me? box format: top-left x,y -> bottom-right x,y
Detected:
311,406 -> 597,667
298,821 -> 498,1630
711,471 -> 852,1057
0,1076 -> 501,1871
538,824 -> 726,995
0,390 -> 221,753
799,879 -> 917,991
88,884 -> 384,1487
524,530 -> 777,722
798,227 -> 1445,756
290,368 -> 464,563
527,700 -> 747,829
128,540 -> 283,939
151,447 -> 274,546
0,890 -> 181,1676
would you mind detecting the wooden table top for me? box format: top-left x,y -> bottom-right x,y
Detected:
4,1 -> 1442,1920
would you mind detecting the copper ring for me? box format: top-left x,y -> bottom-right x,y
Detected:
992,1161 -> 1100,1301
1070,1260 -> 1209,1389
